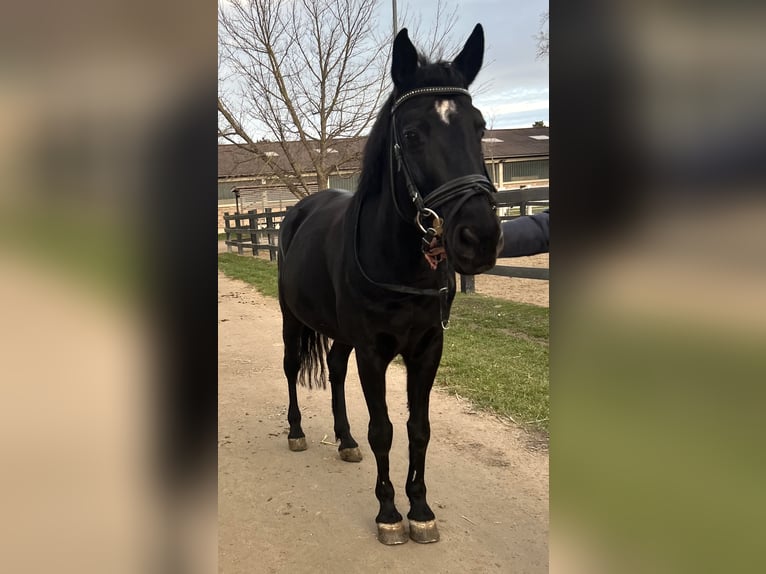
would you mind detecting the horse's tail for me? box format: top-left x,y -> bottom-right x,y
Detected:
297,326 -> 330,390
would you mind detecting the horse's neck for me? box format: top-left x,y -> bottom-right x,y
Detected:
353,182 -> 430,283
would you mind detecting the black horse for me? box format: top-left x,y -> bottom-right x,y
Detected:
277,24 -> 502,545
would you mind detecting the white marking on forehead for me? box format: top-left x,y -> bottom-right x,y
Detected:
434,99 -> 457,124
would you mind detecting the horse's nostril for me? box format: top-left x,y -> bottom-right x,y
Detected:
460,227 -> 480,246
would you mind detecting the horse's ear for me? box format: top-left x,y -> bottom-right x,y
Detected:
391,28 -> 419,88
453,24 -> 485,87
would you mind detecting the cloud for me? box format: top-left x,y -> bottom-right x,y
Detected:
475,87 -> 549,128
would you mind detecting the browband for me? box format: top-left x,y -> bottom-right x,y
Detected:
390,87 -> 471,115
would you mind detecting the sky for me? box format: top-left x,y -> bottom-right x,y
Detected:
219,0 -> 549,135
391,0 -> 549,129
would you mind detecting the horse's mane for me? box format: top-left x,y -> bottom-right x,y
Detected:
356,55 -> 471,199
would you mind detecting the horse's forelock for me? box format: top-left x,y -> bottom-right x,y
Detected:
396,57 -> 467,95
421,60 -> 466,88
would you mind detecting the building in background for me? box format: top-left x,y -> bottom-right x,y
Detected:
479,127 -> 549,190
218,126 -> 548,231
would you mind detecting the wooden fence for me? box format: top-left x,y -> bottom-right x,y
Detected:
223,208 -> 286,261
223,186 -> 549,289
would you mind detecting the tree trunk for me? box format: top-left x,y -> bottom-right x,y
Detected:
315,170 -> 328,192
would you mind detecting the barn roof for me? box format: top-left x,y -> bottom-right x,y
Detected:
218,126 -> 548,179
218,137 -> 363,179
480,127 -> 550,159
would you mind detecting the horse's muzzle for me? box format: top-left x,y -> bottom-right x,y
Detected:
447,220 -> 502,275
425,175 -> 501,275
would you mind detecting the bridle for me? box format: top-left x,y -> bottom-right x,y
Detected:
354,86 -> 498,329
389,87 -> 497,256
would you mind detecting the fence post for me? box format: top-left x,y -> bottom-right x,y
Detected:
248,209 -> 258,257
235,214 -> 244,255
265,207 -> 276,262
224,212 -> 233,253
460,274 -> 475,294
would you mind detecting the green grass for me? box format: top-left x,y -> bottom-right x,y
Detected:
440,296 -> 549,431
218,252 -> 549,432
218,253 -> 279,298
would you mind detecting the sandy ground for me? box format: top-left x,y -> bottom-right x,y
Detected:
473,254 -> 549,306
218,272 -> 549,573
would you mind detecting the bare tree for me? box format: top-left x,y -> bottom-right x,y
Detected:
219,0 -> 461,199
219,0 -> 392,198
400,0 -> 459,61
535,11 -> 549,61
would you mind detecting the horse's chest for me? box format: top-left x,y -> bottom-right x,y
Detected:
339,294 -> 441,336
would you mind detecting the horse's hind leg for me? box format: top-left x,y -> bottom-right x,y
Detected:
327,342 -> 362,462
282,310 -> 307,451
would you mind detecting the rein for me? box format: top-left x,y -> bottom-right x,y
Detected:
352,195 -> 453,329
354,86 -> 497,330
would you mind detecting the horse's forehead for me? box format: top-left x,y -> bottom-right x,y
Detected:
434,99 -> 458,125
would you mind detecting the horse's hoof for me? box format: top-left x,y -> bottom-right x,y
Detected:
339,447 -> 362,462
409,519 -> 440,543
376,521 -> 408,545
288,437 -> 307,451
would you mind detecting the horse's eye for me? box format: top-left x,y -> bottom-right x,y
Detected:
403,130 -> 420,145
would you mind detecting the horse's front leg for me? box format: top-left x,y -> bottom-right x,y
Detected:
355,345 -> 407,545
401,328 -> 443,543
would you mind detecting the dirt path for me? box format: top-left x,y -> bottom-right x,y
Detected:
218,273 -> 548,573
473,254 -> 549,307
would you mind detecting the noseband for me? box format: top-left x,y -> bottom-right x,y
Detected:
354,86 -> 497,329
